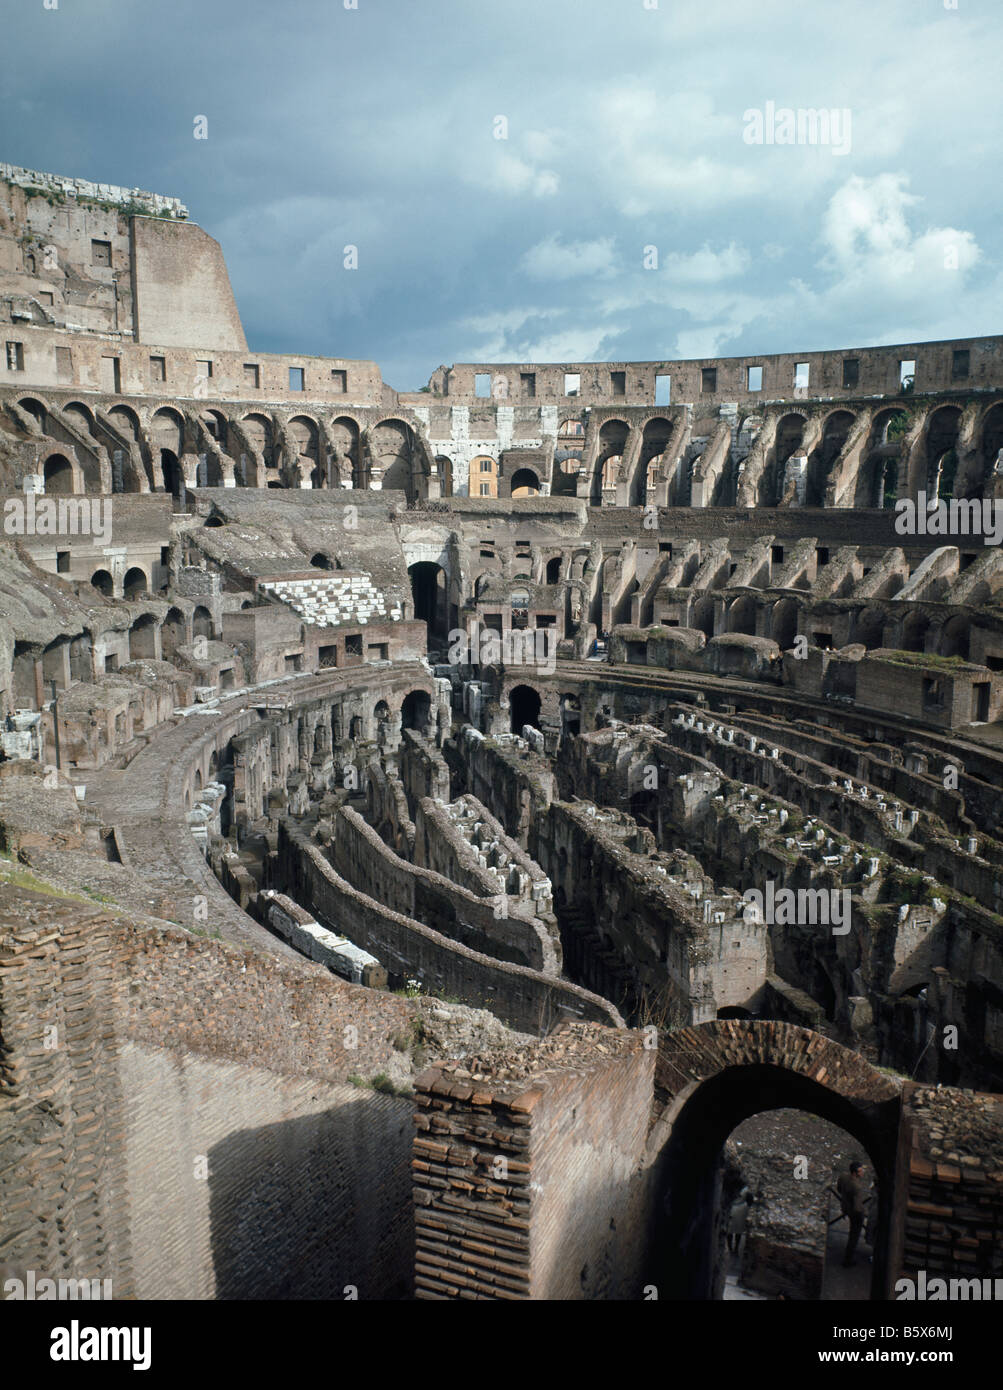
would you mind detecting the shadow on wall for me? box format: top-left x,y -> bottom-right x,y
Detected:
209,1095 -> 415,1300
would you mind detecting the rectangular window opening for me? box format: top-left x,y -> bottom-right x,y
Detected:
331,369 -> 347,392
952,349 -> 970,380
520,372 -> 536,398
701,368 -> 716,395
611,370 -> 626,396
150,355 -> 166,382
474,373 -> 492,398
655,373 -> 672,405
747,366 -> 763,392
243,363 -> 260,388
90,239 -> 112,267
288,367 -> 305,391
564,372 -> 581,396
794,362 -> 810,389
842,358 -> 859,389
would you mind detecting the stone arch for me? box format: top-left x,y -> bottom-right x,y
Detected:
17,397 -> 48,427
509,683 -> 542,733
63,401 -> 95,432
435,455 -> 453,497
857,408 -> 909,507
192,605 -> 214,640
108,404 -> 141,439
853,606 -> 885,651
162,606 -> 186,661
638,416 -> 672,505
408,561 -> 448,641
545,556 -> 562,585
901,610 -> 929,653
330,416 -> 361,487
808,410 -> 855,505
43,453 -> 75,495
242,413 -> 274,469
369,417 -> 417,495
287,414 -> 319,482
691,595 -> 716,640
91,569 -> 114,597
728,594 -> 758,636
201,409 -> 228,445
123,566 -> 148,600
400,688 -> 432,733
593,419 -> 629,504
770,597 -> 799,650
926,405 -> 962,499
129,613 -> 158,660
510,468 -> 540,497
652,1021 -> 901,1300
979,402 -> 1003,493
940,613 -> 970,660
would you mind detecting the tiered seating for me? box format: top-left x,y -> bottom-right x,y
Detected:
259,575 -> 403,627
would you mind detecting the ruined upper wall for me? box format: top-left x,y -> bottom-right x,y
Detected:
131,216 -> 246,353
417,337 -> 1003,409
1,164 -> 245,354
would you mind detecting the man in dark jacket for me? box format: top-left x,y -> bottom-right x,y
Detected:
836,1160 -> 868,1267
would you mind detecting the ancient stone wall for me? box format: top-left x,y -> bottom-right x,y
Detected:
280,822 -> 620,1033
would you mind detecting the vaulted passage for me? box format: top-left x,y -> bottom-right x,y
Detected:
651,1025 -> 900,1300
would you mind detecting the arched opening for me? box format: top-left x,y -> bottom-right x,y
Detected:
853,607 -> 885,651
192,606 -> 213,640
401,690 -> 431,733
546,556 -> 562,585
408,561 -> 448,642
18,398 -> 47,429
692,596 -> 716,640
43,454 -> 74,494
980,403 -> 1003,494
91,569 -> 114,597
653,1039 -> 896,1302
435,455 -> 453,497
927,407 -> 961,498
808,411 -> 855,505
160,450 -> 182,498
509,684 -> 541,734
108,404 -> 141,440
510,468 -> 540,497
370,418 -> 417,497
639,417 -> 672,506
601,456 -> 622,498
771,598 -> 799,651
330,417 -> 360,488
242,413 -> 275,470
311,552 -> 333,570
940,614 -> 970,660
122,567 -> 147,600
901,611 -> 929,654
728,595 -> 758,637
129,614 -> 157,660
594,420 -> 629,504
162,607 -> 186,662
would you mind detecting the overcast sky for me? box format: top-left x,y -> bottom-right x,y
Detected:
4,0 -> 1001,390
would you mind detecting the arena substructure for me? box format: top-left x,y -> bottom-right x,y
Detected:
0,166 -> 1001,1303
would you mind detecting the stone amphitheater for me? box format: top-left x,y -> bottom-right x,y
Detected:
0,163 -> 1000,1303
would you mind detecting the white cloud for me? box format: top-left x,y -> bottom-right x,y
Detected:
520,236 -> 618,281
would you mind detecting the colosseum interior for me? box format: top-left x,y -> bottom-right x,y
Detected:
0,161 -> 1000,1311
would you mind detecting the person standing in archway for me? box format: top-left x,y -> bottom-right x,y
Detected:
836,1160 -> 868,1267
